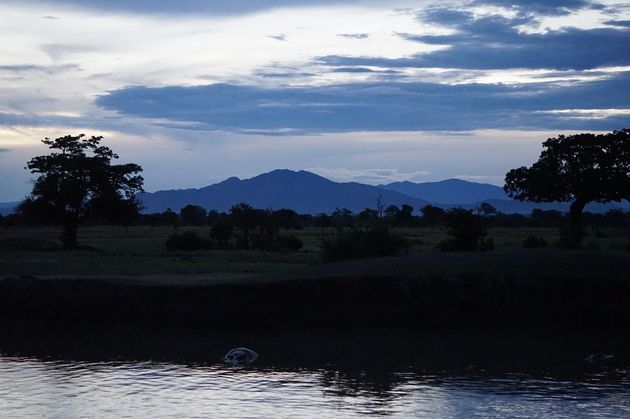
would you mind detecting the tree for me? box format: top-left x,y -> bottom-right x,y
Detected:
19,134 -> 143,248
180,204 -> 207,226
476,202 -> 497,216
420,204 -> 445,227
437,208 -> 492,252
504,129 -> 630,246
229,203 -> 258,249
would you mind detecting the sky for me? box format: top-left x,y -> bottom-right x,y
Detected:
0,0 -> 629,200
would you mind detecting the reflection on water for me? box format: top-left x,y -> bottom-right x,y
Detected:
0,327 -> 629,418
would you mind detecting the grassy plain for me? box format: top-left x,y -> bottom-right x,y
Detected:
0,225 -> 628,280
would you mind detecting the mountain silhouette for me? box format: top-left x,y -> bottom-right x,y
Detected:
137,169 -> 428,214
3,171 -> 627,215
380,179 -> 507,204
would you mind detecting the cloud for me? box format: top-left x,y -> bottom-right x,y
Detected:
306,167 -> 431,184
318,11 -> 630,71
256,71 -> 316,78
268,34 -> 287,41
331,67 -> 376,73
0,64 -> 80,74
337,33 -> 370,39
472,0 -> 603,16
96,73 -> 630,134
0,148 -> 10,153
605,20 -> 630,28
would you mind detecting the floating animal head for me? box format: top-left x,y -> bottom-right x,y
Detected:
224,347 -> 259,366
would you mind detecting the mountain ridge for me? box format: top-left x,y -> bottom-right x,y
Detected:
2,170 -> 628,215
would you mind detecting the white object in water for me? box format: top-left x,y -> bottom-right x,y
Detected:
224,347 -> 259,366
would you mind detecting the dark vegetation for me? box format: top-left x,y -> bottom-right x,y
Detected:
17,134 -> 143,248
505,129 -> 630,248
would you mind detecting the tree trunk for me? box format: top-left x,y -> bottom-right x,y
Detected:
568,199 -> 587,247
61,221 -> 79,249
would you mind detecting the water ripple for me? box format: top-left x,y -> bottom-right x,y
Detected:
1,355 -> 629,418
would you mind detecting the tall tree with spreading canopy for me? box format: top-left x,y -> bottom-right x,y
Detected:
504,129 -> 630,246
19,134 -> 144,248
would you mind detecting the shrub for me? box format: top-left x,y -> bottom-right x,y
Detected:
210,221 -> 233,247
165,231 -> 212,251
276,235 -> 304,252
522,234 -> 548,249
320,226 -> 409,262
436,208 -> 490,252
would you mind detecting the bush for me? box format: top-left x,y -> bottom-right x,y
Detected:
436,208 -> 490,252
320,226 -> 409,262
522,234 -> 548,249
165,231 -> 212,251
277,235 -> 304,252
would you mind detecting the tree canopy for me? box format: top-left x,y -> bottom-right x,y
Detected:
504,129 -> 630,245
19,134 -> 144,247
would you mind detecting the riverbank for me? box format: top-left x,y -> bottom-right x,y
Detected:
2,250 -> 629,330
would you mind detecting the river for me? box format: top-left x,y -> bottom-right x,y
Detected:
0,327 -> 628,418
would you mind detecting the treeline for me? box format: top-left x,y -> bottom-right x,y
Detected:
3,202 -> 629,231
164,203 -> 304,252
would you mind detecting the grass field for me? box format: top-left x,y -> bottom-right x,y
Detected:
0,225 -> 628,280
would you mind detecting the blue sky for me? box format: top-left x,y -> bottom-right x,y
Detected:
0,0 -> 629,200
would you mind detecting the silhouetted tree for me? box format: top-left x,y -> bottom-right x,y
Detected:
252,209 -> 279,250
331,208 -> 354,231
476,202 -> 497,216
161,208 -> 179,227
397,204 -> 415,226
210,219 -> 233,247
384,205 -> 400,220
356,208 -> 379,227
18,134 -> 143,248
375,194 -> 385,218
180,204 -> 207,226
437,208 -> 492,251
420,205 -> 445,227
505,129 -> 630,246
230,203 -> 258,249
272,208 -> 302,229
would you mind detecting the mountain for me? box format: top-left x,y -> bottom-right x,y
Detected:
137,169 -> 428,214
380,178 -> 507,205
0,201 -> 19,216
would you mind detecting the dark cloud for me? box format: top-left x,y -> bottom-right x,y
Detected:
0,148 -> 10,153
256,71 -> 315,78
473,0 -> 604,16
96,74 -> 630,134
338,33 -> 370,39
320,11 -> 630,71
605,20 -> 630,28
268,34 -> 287,42
331,67 -> 376,73
0,63 -> 79,73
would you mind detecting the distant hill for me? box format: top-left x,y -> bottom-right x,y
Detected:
457,199 -> 629,214
380,178 -> 507,204
137,169 -> 428,214
0,201 -> 18,216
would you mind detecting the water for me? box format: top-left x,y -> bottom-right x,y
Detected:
1,327 -> 629,418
